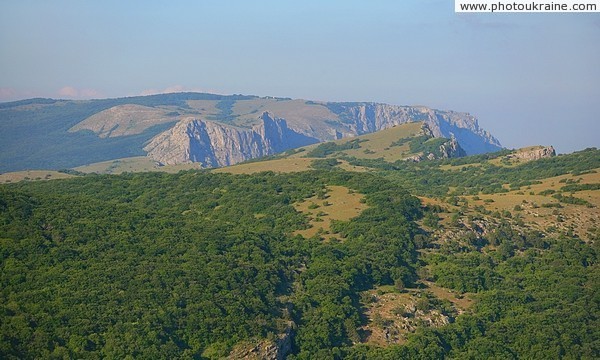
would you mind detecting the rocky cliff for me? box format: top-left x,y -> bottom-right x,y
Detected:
439,138 -> 467,159
143,102 -> 500,168
144,112 -> 319,167
323,103 -> 501,155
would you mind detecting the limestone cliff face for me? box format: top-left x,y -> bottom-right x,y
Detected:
139,99 -> 502,168
144,105 -> 481,168
327,103 -> 502,155
144,112 -> 319,167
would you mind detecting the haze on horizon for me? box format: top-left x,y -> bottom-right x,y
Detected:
1,0 -> 598,153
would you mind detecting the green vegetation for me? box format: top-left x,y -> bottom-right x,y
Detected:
1,171 -> 309,358
389,137 -> 412,148
553,193 -> 593,207
341,147 -> 600,197
311,158 -> 342,170
1,145 -> 598,359
407,135 -> 449,158
206,99 -> 238,123
0,170 -> 425,358
561,183 -> 600,192
344,236 -> 598,359
306,139 -> 365,158
389,133 -> 451,158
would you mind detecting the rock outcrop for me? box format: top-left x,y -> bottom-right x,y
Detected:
405,123 -> 466,162
405,138 -> 466,163
227,323 -> 293,360
144,112 -> 319,167
506,146 -> 556,161
440,138 -> 467,159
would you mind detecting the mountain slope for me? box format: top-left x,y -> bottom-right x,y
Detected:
0,93 -> 502,172
215,122 -> 467,175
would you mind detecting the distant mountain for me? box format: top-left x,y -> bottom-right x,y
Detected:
0,93 -> 502,172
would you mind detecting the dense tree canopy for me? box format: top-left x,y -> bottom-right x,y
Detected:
1,148 -> 598,359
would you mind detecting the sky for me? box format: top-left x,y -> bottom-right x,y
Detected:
0,0 -> 598,153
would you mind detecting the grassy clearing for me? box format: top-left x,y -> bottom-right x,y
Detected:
418,169 -> 599,240
0,170 -> 76,183
421,281 -> 474,312
339,123 -> 423,162
293,185 -> 368,240
236,99 -> 337,129
69,104 -> 179,137
185,100 -> 220,114
361,289 -> 413,346
336,159 -> 370,172
464,169 -> 600,240
297,122 -> 425,162
186,98 -> 341,128
75,157 -> 201,174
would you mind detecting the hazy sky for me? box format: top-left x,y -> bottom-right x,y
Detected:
1,0 -> 598,153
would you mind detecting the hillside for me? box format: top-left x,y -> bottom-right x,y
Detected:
0,93 -> 501,172
1,139 -> 598,358
214,122 -> 466,175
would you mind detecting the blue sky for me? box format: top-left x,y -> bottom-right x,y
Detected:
1,0 -> 598,153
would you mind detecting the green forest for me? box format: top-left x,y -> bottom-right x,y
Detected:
1,149 -> 599,359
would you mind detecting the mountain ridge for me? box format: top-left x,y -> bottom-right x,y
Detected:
0,92 -> 502,172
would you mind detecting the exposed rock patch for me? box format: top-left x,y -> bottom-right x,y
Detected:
506,146 -> 556,161
227,323 -> 293,360
361,289 -> 457,346
405,124 -> 467,162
